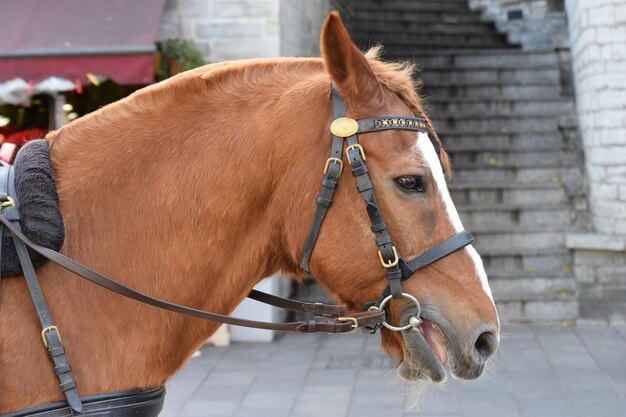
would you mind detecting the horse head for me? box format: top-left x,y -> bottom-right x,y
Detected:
298,12 -> 499,383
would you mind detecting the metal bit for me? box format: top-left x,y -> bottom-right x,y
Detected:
409,316 -> 423,334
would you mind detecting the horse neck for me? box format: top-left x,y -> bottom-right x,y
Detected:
17,63 -> 327,397
48,74 -> 284,311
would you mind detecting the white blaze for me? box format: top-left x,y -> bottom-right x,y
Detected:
415,132 -> 495,304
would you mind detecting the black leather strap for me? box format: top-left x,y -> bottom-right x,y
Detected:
0,216 -> 385,334
0,166 -> 82,414
400,231 -> 474,279
345,135 -> 403,299
300,86 -> 346,272
10,222 -> 83,414
0,387 -> 165,417
247,289 -> 345,317
0,166 -> 8,297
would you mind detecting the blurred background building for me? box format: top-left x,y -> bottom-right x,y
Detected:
0,0 -> 624,335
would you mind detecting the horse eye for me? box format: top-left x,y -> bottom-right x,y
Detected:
395,176 -> 427,193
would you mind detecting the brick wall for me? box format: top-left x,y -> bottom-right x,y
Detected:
565,0 -> 626,324
469,0 -> 568,49
158,0 -> 349,61
157,0 -> 281,62
566,0 -> 626,235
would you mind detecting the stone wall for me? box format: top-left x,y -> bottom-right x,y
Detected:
469,0 -> 568,49
157,0 -> 281,61
566,0 -> 626,236
158,0 -> 350,61
565,0 -> 626,324
280,0 -> 352,56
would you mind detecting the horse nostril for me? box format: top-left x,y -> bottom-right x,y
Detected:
473,329 -> 498,361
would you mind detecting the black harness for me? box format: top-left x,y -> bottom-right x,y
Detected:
301,85 -> 473,331
0,387 -> 165,417
0,86 -> 472,416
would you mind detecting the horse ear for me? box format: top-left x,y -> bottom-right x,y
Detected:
320,11 -> 382,105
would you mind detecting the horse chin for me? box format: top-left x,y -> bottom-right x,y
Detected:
396,309 -> 448,383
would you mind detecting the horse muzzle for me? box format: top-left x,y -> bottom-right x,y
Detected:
396,305 -> 499,383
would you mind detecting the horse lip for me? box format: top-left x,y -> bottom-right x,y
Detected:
398,304 -> 488,382
397,308 -> 447,383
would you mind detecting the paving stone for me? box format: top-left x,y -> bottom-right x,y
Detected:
349,391 -> 405,407
161,325 -> 626,417
348,405 -> 404,417
291,398 -> 349,416
178,400 -> 240,416
240,391 -> 297,409
233,408 -> 290,417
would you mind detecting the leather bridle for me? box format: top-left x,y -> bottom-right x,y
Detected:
300,85 -> 474,332
0,85 -> 472,415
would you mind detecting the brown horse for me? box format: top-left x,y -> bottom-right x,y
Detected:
0,12 -> 498,413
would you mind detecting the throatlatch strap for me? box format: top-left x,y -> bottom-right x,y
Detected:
300,86 -> 347,272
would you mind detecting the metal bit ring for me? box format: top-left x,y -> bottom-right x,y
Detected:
377,292 -> 422,332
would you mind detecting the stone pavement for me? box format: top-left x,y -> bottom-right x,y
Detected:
161,324 -> 626,417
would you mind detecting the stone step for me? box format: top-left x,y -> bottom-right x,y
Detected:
450,182 -> 567,206
450,166 -> 580,185
427,99 -> 574,118
458,206 -> 572,233
358,1 -> 475,13
457,201 -> 570,212
353,21 -> 499,37
418,67 -> 561,87
358,0 -> 471,11
440,132 -> 573,153
490,274 -> 576,302
480,248 -> 573,275
421,84 -> 564,100
432,114 -> 575,133
496,299 -> 578,322
471,231 -> 565,253
448,150 -> 579,169
354,10 -> 486,25
391,50 -> 561,69
354,33 -> 508,50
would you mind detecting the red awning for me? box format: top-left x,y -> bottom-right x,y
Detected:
0,0 -> 167,85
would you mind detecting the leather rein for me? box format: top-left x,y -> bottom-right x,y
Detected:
0,85 -> 472,415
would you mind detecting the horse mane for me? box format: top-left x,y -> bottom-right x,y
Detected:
363,46 -> 452,176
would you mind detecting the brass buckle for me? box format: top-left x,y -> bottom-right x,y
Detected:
346,144 -> 366,165
323,157 -> 343,177
41,325 -> 61,348
337,316 -> 358,334
378,246 -> 399,268
0,196 -> 15,209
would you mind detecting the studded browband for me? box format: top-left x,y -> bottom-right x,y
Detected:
300,85 -> 473,321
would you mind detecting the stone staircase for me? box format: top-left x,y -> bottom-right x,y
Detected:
351,0 -> 585,322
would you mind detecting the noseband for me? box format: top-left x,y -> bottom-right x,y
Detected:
300,85 -> 473,331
